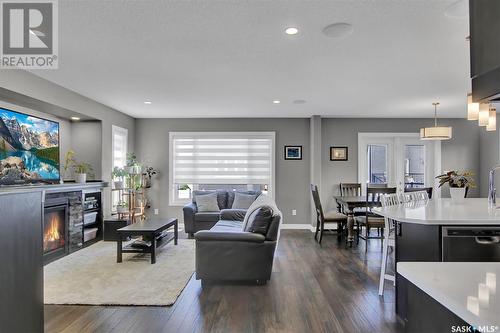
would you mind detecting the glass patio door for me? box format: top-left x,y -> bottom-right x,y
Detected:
359,133 -> 440,195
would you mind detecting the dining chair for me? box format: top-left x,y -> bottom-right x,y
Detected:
400,190 -> 429,204
404,186 -> 433,199
311,184 -> 347,244
340,183 -> 362,196
378,193 -> 400,296
355,187 -> 397,252
338,183 -> 363,215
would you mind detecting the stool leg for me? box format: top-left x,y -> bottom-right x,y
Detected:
379,240 -> 389,296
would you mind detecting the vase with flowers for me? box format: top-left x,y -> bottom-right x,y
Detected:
436,170 -> 476,202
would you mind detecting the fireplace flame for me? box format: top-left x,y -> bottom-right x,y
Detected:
44,214 -> 62,251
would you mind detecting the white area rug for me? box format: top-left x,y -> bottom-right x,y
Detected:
44,239 -> 195,306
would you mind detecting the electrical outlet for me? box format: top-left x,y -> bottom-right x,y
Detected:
292,209 -> 297,216
154,208 -> 159,215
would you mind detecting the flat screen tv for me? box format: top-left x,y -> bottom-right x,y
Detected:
0,107 -> 60,185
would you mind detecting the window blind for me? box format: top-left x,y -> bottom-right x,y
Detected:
170,132 -> 274,185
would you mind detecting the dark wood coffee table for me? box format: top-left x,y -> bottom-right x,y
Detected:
116,218 -> 178,264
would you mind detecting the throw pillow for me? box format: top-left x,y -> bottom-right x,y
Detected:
231,192 -> 257,209
195,192 -> 220,212
244,206 -> 274,235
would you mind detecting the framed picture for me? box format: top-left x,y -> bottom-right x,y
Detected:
330,147 -> 348,161
284,146 -> 302,160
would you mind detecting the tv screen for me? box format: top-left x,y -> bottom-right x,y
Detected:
0,107 -> 60,185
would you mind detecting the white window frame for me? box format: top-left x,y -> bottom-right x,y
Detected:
169,131 -> 276,206
111,125 -> 128,210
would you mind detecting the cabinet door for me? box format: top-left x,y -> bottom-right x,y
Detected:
395,222 -> 441,323
0,192 -> 43,333
470,0 -> 500,79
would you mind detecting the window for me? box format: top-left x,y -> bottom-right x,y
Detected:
169,132 -> 275,205
367,144 -> 388,184
404,145 -> 425,188
112,125 -> 128,209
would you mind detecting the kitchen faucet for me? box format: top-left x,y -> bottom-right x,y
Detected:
488,165 -> 500,208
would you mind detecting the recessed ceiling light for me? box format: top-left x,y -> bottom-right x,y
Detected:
144,101 -> 152,105
293,99 -> 307,104
70,116 -> 80,121
273,100 -> 281,104
322,23 -> 353,38
285,27 -> 299,35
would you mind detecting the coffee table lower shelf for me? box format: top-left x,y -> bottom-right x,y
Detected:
116,218 -> 178,264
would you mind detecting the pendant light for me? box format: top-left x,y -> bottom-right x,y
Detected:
467,93 -> 479,120
487,107 -> 497,131
479,103 -> 490,126
420,102 -> 452,140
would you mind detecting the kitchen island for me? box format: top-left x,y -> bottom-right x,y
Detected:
373,198 -> 500,326
397,262 -> 499,333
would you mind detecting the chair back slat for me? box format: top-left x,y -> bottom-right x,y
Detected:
400,190 -> 429,204
340,183 -> 361,197
366,187 -> 397,203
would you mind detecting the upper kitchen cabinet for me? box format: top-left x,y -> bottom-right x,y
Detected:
470,0 -> 500,102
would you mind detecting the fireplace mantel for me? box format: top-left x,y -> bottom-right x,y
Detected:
0,181 -> 108,196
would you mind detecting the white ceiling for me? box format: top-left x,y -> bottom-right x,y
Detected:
33,0 -> 471,118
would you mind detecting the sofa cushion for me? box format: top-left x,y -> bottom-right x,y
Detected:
194,212 -> 220,223
220,209 -> 247,221
195,192 -> 220,212
231,192 -> 258,209
244,206 -> 274,235
227,190 -> 261,208
211,220 -> 244,232
193,190 -> 228,209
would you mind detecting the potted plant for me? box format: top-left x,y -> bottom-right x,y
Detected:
63,150 -> 94,183
62,150 -> 76,182
116,201 -> 129,214
125,152 -> 142,175
73,162 -> 95,183
436,170 -> 476,202
142,166 -> 158,188
112,167 -> 126,189
178,184 -> 191,199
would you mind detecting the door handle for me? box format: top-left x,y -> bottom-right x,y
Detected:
475,236 -> 500,245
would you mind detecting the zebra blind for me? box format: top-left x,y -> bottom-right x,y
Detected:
170,132 -> 274,185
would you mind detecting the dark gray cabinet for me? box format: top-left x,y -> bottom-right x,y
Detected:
470,0 -> 500,101
395,222 -> 441,324
0,191 -> 44,333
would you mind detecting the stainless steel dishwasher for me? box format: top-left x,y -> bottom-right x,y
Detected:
442,226 -> 500,261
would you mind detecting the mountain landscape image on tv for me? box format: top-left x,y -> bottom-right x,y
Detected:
0,107 -> 60,185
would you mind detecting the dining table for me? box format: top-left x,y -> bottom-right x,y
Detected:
334,195 -> 382,247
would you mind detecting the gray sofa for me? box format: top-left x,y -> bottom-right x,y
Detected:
194,194 -> 281,285
183,190 -> 261,237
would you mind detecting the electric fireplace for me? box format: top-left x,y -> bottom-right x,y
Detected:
43,197 -> 69,264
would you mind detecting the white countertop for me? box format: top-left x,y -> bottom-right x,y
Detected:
373,198 -> 500,225
397,262 -> 500,328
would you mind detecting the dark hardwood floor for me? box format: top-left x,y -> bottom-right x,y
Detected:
45,230 -> 401,333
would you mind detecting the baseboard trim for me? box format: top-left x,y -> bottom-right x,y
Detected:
280,224 -> 314,231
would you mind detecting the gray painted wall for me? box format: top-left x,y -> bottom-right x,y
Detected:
71,121 -> 103,180
135,118 -> 311,225
321,118 -> 481,211
479,129 -> 500,197
0,70 -> 135,215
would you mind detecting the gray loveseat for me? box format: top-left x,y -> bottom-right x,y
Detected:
183,190 -> 261,237
194,194 -> 282,285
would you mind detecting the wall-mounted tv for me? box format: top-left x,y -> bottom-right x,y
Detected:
0,107 -> 60,185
